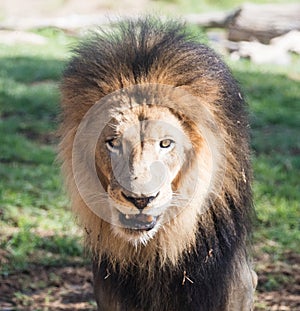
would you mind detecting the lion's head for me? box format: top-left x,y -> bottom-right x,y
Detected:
59,18 -> 252,269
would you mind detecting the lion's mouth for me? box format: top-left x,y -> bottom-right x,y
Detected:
119,212 -> 158,231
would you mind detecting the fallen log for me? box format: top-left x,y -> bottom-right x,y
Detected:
227,3 -> 300,43
185,9 -> 240,28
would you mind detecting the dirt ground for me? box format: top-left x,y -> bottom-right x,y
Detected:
0,251 -> 299,310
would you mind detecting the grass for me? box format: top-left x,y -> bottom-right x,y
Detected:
0,23 -> 299,304
230,60 -> 300,257
0,29 -> 84,273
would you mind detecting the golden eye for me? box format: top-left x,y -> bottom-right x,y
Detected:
159,139 -> 174,149
106,138 -> 121,152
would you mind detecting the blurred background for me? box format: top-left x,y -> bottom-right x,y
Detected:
0,1 -> 299,310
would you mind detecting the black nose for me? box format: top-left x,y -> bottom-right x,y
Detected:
122,193 -> 157,210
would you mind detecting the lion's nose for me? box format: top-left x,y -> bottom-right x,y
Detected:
122,192 -> 158,210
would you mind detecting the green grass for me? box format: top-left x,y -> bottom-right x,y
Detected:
0,29 -> 83,272
0,27 -> 299,280
230,60 -> 300,257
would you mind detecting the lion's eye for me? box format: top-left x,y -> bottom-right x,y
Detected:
106,138 -> 122,153
159,139 -> 174,149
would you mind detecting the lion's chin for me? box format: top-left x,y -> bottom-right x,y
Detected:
112,214 -> 161,246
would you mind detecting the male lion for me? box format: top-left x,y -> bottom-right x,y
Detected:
59,18 -> 257,311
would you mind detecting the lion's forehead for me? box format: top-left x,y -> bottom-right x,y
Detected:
110,105 -> 186,140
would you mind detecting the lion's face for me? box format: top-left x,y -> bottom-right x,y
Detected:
96,104 -> 200,245
70,85 -> 219,251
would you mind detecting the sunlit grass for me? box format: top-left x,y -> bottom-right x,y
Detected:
0,30 -> 82,272
229,60 -> 300,256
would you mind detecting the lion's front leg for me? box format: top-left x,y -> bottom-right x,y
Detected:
227,261 -> 257,311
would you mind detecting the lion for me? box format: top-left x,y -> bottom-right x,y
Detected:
59,18 -> 257,311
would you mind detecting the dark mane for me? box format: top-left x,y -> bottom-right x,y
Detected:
62,17 -> 240,110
